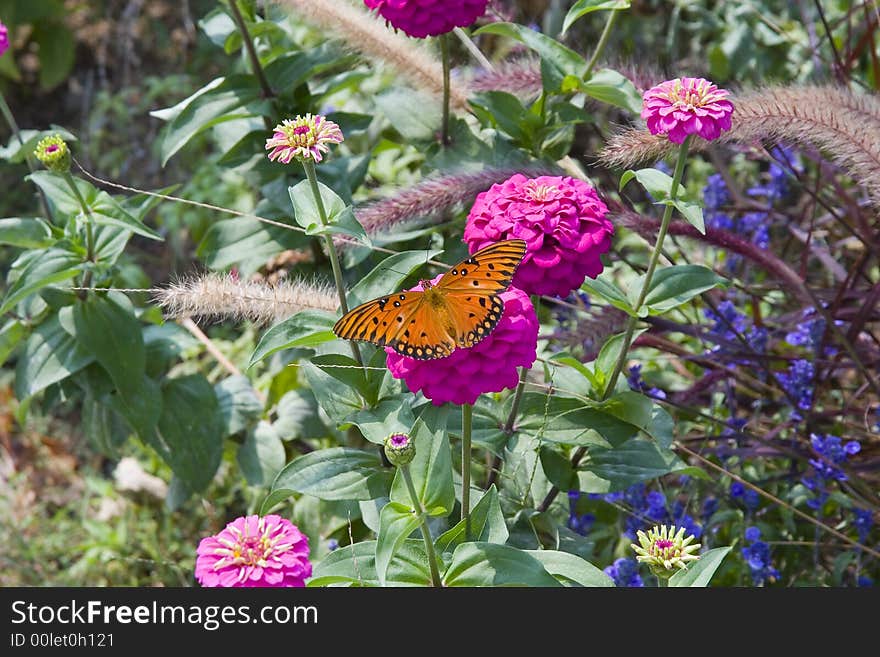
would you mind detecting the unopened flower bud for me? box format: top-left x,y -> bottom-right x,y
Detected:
384,432 -> 415,467
34,134 -> 71,173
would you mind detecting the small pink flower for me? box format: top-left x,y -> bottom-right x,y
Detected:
464,174 -> 613,298
195,515 -> 311,587
364,0 -> 489,39
641,77 -> 734,144
386,279 -> 538,406
265,114 -> 343,164
0,20 -> 9,58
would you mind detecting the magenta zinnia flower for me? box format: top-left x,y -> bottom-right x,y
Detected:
641,77 -> 734,144
195,515 -> 311,587
364,0 -> 489,39
266,114 -> 343,164
386,279 -> 538,406
464,174 -> 613,298
0,20 -> 9,58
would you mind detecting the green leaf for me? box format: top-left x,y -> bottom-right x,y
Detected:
288,180 -> 368,244
273,389 -> 326,440
579,68 -> 642,114
525,550 -> 615,587
349,398 -> 416,445
390,406 -> 453,516
516,394 -> 640,447
269,447 -> 392,502
540,446 -> 578,490
563,1 -> 631,34
301,355 -> 367,423
14,314 -> 94,400
669,546 -> 732,587
0,320 -> 26,366
0,218 -> 54,248
643,264 -> 726,314
579,276 -> 636,316
435,485 -> 508,553
33,20 -> 75,90
215,375 -> 263,436
309,540 -> 432,587
248,310 -> 337,368
349,250 -> 442,307
577,436 -> 684,493
156,374 -> 223,492
374,88 -> 441,141
155,75 -> 261,165
237,421 -> 286,486
595,328 -> 648,395
620,167 -> 705,233
442,543 -> 560,587
375,501 -> 422,586
470,91 -> 531,143
28,172 -> 161,240
474,23 -> 588,79
0,248 -> 83,315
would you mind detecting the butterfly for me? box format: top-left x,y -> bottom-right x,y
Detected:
333,239 -> 527,360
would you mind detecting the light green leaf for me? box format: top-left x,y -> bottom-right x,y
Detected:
197,215 -> 308,276
0,248 -> 83,315
375,501 -> 422,586
620,167 -> 705,233
577,436 -> 684,493
309,540 -> 432,587
563,1 -> 631,34
248,310 -> 337,368
474,23 -> 587,78
390,406 -> 453,516
579,276 -> 636,316
269,447 -> 392,502
525,550 -> 615,587
579,68 -> 642,114
669,546 -> 732,587
14,314 -> 94,400
301,355 -> 367,423
435,485 -> 508,553
643,264 -> 726,314
349,249 -> 442,307
237,421 -> 286,486
0,320 -> 26,367
349,398 -> 416,445
442,543 -> 561,587
215,375 -> 263,437
0,218 -> 54,248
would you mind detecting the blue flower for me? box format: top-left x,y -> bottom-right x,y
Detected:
327,538 -> 339,551
854,508 -> 873,544
745,526 -> 761,542
778,359 -> 815,414
858,576 -> 874,587
703,173 -> 730,211
604,558 -> 644,587
743,488 -> 760,510
701,498 -> 719,521
741,540 -> 780,585
730,481 -> 745,498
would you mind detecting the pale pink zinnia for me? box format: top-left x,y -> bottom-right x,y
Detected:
364,0 -> 489,39
195,515 -> 311,587
464,174 -> 613,298
0,20 -> 9,58
386,279 -> 538,406
265,114 -> 343,164
641,77 -> 734,144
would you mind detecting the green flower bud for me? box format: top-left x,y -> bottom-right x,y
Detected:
34,134 -> 71,173
384,432 -> 415,467
631,524 -> 701,580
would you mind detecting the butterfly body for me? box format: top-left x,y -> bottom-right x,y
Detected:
333,239 -> 527,361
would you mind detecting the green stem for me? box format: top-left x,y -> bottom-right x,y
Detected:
62,171 -> 96,292
229,1 -> 274,99
603,135 -> 692,396
439,33 -> 452,146
538,136 -> 693,514
0,91 -> 54,221
584,9 -> 621,78
301,159 -> 364,368
461,403 -> 473,540
401,464 -> 443,587
657,576 -> 668,588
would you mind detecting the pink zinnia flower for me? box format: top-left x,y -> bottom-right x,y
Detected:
0,20 -> 9,58
641,77 -> 734,144
464,174 -> 613,298
265,114 -> 343,164
364,0 -> 489,39
195,515 -> 311,587
386,279 -> 538,405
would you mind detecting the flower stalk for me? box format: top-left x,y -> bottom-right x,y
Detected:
400,463 -> 443,587
440,32 -> 452,146
461,402 -> 473,540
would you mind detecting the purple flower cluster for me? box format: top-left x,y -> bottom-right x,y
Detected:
604,558 -> 644,587
741,526 -> 780,586
566,492 -> 596,536
704,300 -> 767,361
777,359 -> 815,420
730,481 -> 760,511
802,434 -> 860,510
854,508 -> 873,545
627,364 -> 666,399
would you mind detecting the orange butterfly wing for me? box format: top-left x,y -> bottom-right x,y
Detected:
436,239 -> 526,349
332,239 -> 526,360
